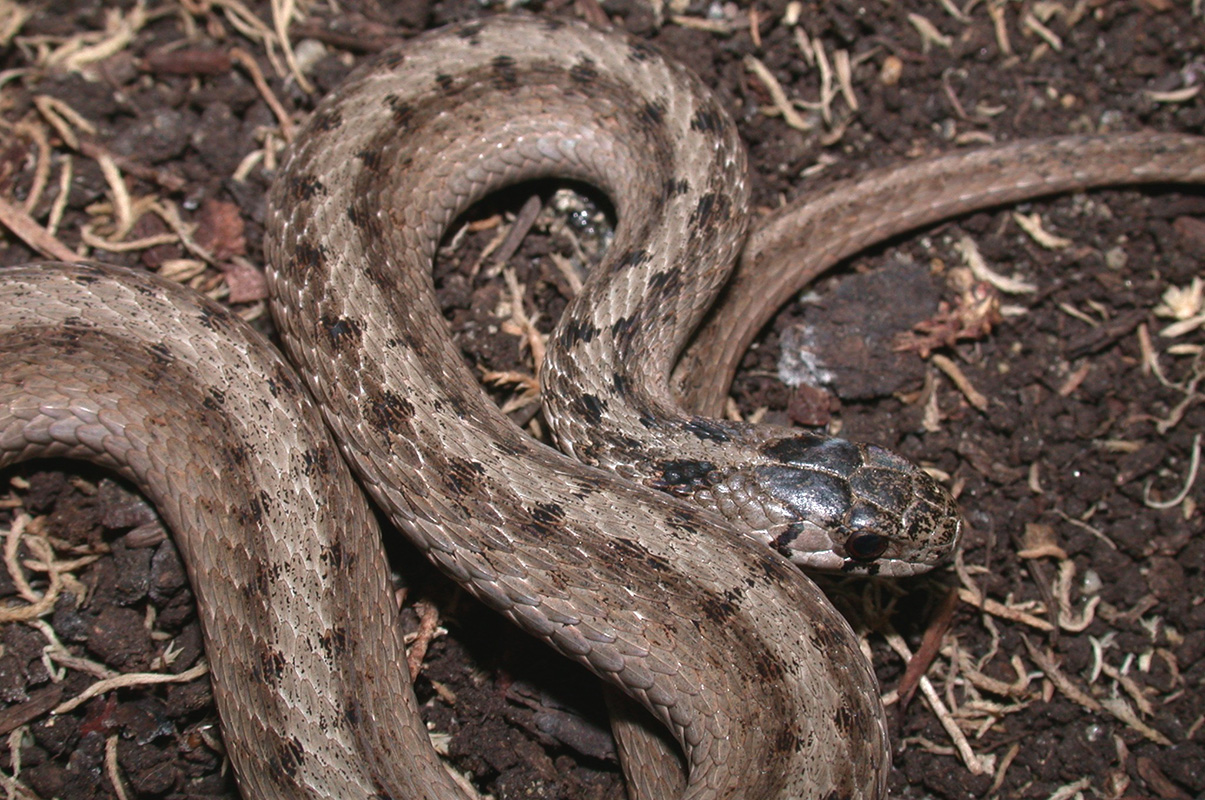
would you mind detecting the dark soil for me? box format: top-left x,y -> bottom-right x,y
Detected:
0,1 -> 1202,799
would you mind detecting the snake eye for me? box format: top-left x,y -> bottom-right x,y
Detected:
845,532 -> 888,562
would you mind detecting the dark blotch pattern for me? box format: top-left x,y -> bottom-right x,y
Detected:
312,107 -> 343,131
302,444 -> 334,478
689,192 -> 730,229
570,57 -> 599,83
616,248 -> 650,270
574,393 -> 607,425
272,736 -> 305,780
256,648 -> 286,685
320,314 -> 364,353
638,100 -> 667,129
455,21 -> 484,41
287,174 -> 325,202
558,317 -> 600,347
682,417 -> 731,443
383,94 -> 414,128
291,239 -> 328,272
444,456 -> 487,498
650,459 -> 718,495
492,54 -> 519,88
146,341 -> 173,366
690,106 -> 723,133
320,626 -> 349,658
321,541 -> 351,571
365,390 -> 417,434
610,537 -> 671,572
628,42 -> 657,62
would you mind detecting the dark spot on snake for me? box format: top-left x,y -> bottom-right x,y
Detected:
145,341 -> 173,366
558,317 -> 599,348
610,312 -> 640,340
841,559 -> 881,576
689,192 -> 729,229
647,267 -> 682,294
321,541 -> 352,571
690,107 -> 724,133
570,474 -> 606,498
542,17 -> 566,31
443,456 -> 487,498
291,239 -> 328,272
378,49 -> 406,69
203,387 -> 225,410
347,202 -> 374,232
493,438 -> 523,457
628,42 -> 657,62
637,99 -> 667,129
320,625 -> 349,658
664,177 -> 690,198
356,149 -> 382,170
320,314 -> 364,353
72,271 -> 101,284
833,703 -> 861,738
195,306 -> 222,332
444,392 -> 472,420
682,417 -> 731,443
365,390 -> 416,434
809,618 -> 857,656
455,21 -> 484,41
520,505 -> 561,539
287,173 -> 325,201
221,442 -> 249,470
271,736 -> 305,779
650,459 -> 718,495
61,315 -> 90,330
665,507 -> 702,537
611,372 -> 631,398
302,445 -> 334,478
772,523 -> 805,557
255,647 -> 286,684
244,562 -> 279,600
773,722 -> 802,757
491,54 -> 519,88
311,107 -> 342,131
267,362 -> 299,398
343,697 -> 361,726
616,248 -> 649,270
574,393 -> 607,425
762,434 -> 859,472
435,72 -> 454,91
637,410 -> 659,429
532,502 -> 567,526
610,537 -> 671,572
570,57 -> 599,83
699,593 -> 737,623
751,646 -> 786,683
383,95 -> 415,129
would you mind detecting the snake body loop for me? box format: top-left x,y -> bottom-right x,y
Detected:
3,13 -> 1205,800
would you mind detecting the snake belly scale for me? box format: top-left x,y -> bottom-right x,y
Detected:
4,11 -> 1205,800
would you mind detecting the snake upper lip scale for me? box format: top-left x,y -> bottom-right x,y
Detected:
1,11 -> 1204,800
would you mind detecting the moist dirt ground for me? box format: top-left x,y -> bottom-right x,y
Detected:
0,1 -> 1202,799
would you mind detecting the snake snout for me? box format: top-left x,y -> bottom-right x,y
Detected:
753,433 -> 963,575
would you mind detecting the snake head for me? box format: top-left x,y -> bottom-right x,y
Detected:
744,434 -> 963,577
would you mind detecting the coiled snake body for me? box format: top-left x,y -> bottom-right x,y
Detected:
2,14 -> 1204,800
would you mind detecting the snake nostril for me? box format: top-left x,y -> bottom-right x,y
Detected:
845,531 -> 888,562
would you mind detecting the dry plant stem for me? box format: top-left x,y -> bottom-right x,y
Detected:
0,195 -> 78,262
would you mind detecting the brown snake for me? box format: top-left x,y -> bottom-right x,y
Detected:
3,14 -> 1204,800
